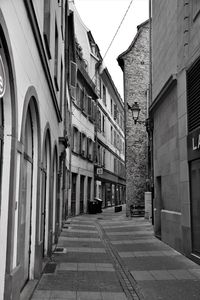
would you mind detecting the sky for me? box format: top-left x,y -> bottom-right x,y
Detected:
74,0 -> 149,98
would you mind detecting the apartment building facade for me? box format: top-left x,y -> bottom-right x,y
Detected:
0,0 -> 70,298
69,0 -> 125,212
150,0 -> 200,261
95,68 -> 126,208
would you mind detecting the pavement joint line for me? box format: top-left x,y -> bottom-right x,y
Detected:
95,220 -> 144,300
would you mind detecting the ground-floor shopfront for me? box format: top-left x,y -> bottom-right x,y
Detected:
188,128 -> 200,260
70,161 -> 94,216
95,168 -> 126,208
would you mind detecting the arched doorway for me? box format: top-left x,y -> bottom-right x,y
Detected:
21,106 -> 33,286
41,129 -> 51,256
52,146 -> 58,246
18,95 -> 40,290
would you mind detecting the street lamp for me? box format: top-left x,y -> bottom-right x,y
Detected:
128,102 -> 146,125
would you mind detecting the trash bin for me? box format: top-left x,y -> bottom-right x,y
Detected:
95,197 -> 103,213
88,200 -> 98,214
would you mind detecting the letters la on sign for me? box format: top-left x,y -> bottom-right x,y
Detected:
0,55 -> 6,98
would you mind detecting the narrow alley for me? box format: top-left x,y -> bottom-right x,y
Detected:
30,206 -> 200,300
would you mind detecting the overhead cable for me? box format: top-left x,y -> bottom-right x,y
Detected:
102,0 -> 134,60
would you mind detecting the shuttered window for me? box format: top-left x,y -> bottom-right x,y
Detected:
187,57 -> 200,132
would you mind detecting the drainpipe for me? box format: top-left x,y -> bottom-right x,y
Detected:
149,0 -> 154,225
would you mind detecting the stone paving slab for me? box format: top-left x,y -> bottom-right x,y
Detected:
56,263 -> 115,272
58,236 -> 101,242
60,231 -> 98,238
60,246 -> 106,253
114,242 -> 170,251
68,224 -> 96,229
122,256 -> 197,271
37,271 -> 123,293
57,240 -> 104,248
107,230 -> 152,236
119,250 -> 180,258
63,228 -> 98,234
111,238 -> 158,244
138,280 -> 200,300
32,290 -> 127,300
103,227 -> 153,233
54,252 -> 112,263
102,223 -> 150,229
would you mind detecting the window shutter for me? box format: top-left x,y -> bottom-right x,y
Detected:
70,61 -> 77,100
72,127 -> 75,151
84,89 -> 87,112
79,88 -> 83,110
114,104 -> 118,120
93,101 -> 97,121
88,96 -> 92,116
79,132 -> 82,155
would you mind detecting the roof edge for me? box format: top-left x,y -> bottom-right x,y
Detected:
117,19 -> 149,69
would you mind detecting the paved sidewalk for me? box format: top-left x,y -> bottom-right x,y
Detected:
31,205 -> 200,300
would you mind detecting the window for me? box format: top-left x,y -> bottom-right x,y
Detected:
59,60 -> 63,116
111,98 -> 113,115
80,133 -> 87,157
97,109 -> 101,132
97,144 -> 101,165
114,104 -> 118,120
103,85 -> 106,105
80,87 -> 84,111
88,96 -> 92,117
102,149 -> 106,167
54,21 -> 59,91
87,138 -> 93,161
102,115 -> 105,136
83,89 -> 87,113
73,127 -> 79,153
117,134 -> 119,149
98,77 -> 101,97
61,0 -> 64,39
43,0 -> 51,58
70,61 -> 77,100
114,130 -> 116,147
111,126 -> 113,145
114,158 -> 118,174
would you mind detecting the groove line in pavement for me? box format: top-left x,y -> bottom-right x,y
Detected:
95,221 -> 144,300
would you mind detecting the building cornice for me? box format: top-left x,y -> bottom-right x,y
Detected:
97,137 -> 125,163
24,0 -> 62,122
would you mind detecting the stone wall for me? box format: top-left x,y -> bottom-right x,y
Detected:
123,24 -> 149,216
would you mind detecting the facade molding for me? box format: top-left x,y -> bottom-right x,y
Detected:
97,137 -> 125,163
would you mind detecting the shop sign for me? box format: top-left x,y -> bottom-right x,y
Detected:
97,168 -> 103,175
188,128 -> 200,161
0,55 -> 6,98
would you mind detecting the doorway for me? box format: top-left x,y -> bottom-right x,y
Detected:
190,159 -> 200,255
20,107 -> 33,288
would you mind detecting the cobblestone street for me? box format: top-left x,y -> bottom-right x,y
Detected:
30,206 -> 200,300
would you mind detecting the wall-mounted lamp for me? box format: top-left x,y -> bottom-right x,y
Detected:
127,102 -> 146,125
